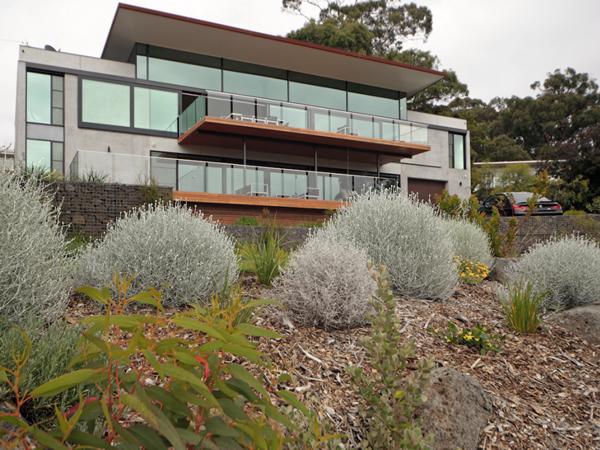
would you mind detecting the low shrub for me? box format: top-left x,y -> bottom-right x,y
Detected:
327,190 -> 457,300
275,231 -> 376,330
436,191 -> 519,257
455,258 -> 490,285
75,203 -> 238,307
444,219 -> 494,267
0,172 -> 72,323
500,282 -> 545,333
442,322 -> 501,354
507,235 -> 600,310
0,278 -> 326,449
238,225 -> 288,286
348,268 -> 433,448
0,319 -> 81,421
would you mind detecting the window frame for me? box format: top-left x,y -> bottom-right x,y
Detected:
448,132 -> 467,170
78,76 -> 180,138
25,138 -> 65,175
26,70 -> 64,126
134,44 -> 409,121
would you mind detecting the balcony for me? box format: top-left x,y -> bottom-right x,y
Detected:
69,150 -> 397,205
178,91 -> 430,157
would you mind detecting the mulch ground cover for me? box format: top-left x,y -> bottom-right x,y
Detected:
66,280 -> 600,449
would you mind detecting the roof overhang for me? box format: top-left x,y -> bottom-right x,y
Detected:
178,117 -> 430,158
102,3 -> 444,96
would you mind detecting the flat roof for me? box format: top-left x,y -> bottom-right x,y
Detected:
102,3 -> 444,96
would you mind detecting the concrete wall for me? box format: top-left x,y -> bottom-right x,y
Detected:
400,110 -> 470,199
16,46 -> 471,198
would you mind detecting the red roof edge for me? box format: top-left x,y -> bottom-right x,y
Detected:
102,3 -> 446,79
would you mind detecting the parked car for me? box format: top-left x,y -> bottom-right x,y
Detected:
479,192 -> 563,216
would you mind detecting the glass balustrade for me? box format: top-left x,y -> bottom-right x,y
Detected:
69,150 -> 396,201
178,91 -> 428,145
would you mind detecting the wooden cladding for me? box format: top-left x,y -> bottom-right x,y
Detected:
174,191 -> 344,210
174,191 -> 342,225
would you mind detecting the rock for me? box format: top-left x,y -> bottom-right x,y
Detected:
489,257 -> 517,284
419,367 -> 492,450
552,304 -> 600,345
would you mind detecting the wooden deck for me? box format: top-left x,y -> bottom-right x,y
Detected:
178,116 -> 430,157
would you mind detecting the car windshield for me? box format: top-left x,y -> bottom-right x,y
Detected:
510,192 -> 551,203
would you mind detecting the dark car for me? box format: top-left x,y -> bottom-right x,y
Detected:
480,192 -> 563,216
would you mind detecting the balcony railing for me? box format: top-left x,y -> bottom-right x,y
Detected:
179,91 -> 428,145
69,150 -> 398,201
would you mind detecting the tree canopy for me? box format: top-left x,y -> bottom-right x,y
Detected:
282,1 -> 600,211
283,0 -> 468,110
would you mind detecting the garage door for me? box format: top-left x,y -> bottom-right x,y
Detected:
407,178 -> 447,202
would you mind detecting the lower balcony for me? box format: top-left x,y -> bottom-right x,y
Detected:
69,150 -> 398,208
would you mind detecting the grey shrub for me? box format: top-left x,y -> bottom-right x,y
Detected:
443,218 -> 494,267
275,231 -> 377,330
0,172 -> 72,323
75,203 -> 238,307
507,235 -> 600,310
327,190 -> 458,300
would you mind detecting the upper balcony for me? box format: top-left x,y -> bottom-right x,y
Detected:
178,91 -> 430,158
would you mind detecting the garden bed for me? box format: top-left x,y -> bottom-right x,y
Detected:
65,280 -> 600,449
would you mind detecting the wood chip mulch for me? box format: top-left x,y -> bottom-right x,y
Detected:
66,280 -> 600,449
253,281 -> 600,449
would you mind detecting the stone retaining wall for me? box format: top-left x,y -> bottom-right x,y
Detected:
500,215 -> 600,253
52,182 -> 172,237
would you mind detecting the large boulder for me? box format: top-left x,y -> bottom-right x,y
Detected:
552,304 -> 600,345
419,367 -> 492,450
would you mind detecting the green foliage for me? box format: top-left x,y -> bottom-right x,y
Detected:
498,164 -> 537,192
0,276 -> 325,449
78,169 -> 108,184
238,225 -> 289,286
442,322 -> 501,355
139,177 -> 170,204
235,216 -> 260,226
348,268 -> 433,449
65,233 -> 93,255
0,319 -> 81,422
283,0 -> 432,55
564,209 -> 586,216
500,282 -> 545,334
17,164 -> 64,183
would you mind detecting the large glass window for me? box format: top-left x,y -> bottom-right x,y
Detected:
26,139 -> 51,169
289,81 -> 346,110
223,70 -> 287,101
134,87 -> 178,132
449,133 -> 466,170
348,91 -> 398,119
81,79 -> 130,127
27,72 -> 51,123
27,72 -> 63,125
148,57 -> 221,91
26,139 -> 64,174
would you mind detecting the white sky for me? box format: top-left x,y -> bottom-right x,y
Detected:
1,0 -> 599,146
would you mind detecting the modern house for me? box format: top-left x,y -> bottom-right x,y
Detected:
14,3 -> 470,223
